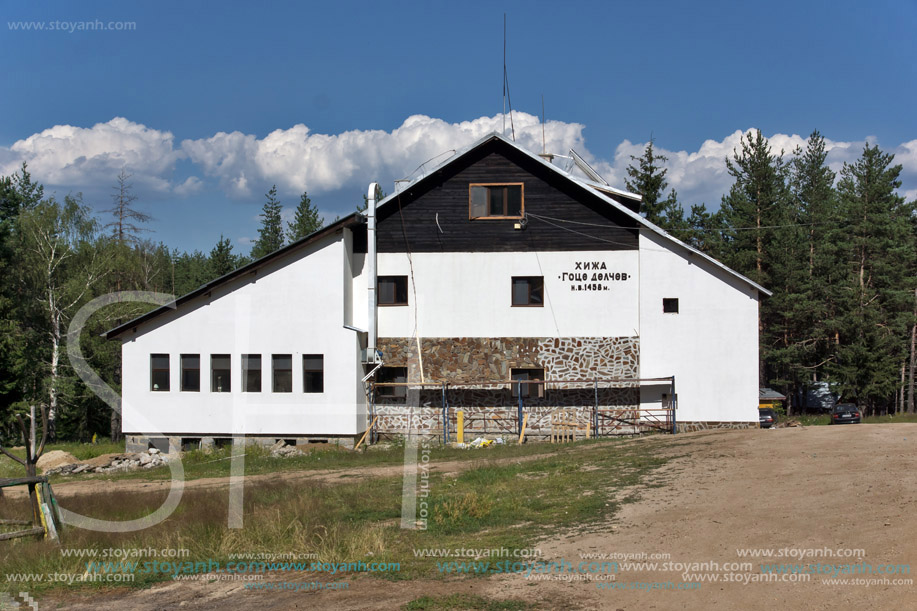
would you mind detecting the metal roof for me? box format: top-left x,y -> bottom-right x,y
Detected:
759,387 -> 787,401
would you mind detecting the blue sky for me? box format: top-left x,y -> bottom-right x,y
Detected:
3,0 -> 916,255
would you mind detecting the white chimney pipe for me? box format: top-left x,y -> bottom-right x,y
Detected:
367,182 -> 381,363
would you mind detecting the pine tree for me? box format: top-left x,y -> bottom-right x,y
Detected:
0,164 -> 44,427
287,191 -> 323,242
719,130 -> 799,387
788,132 -> 842,397
104,169 -> 151,245
719,130 -> 793,286
251,185 -> 284,259
624,139 -> 680,228
829,144 -> 916,412
681,204 -> 728,258
209,234 -> 238,278
171,249 -> 210,295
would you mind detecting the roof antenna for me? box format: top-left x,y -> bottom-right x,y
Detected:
502,14 -> 515,141
538,95 -> 555,164
541,94 -> 546,154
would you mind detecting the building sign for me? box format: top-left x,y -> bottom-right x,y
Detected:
559,261 -> 631,292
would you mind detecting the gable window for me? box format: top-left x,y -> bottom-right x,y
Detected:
242,354 -> 261,392
211,354 -> 231,392
303,354 -> 324,393
376,366 -> 407,402
512,276 -> 544,307
151,354 -> 170,391
469,183 -> 524,219
181,354 -> 200,392
273,354 -> 293,393
511,368 -> 545,399
378,276 -> 408,306
663,298 -> 679,314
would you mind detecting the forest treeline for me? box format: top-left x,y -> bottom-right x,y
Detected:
627,130 -> 915,416
0,129 -> 914,441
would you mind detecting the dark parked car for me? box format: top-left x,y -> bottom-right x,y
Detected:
829,403 -> 861,425
759,408 -> 778,428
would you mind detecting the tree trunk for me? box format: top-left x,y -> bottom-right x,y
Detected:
111,409 -> 122,442
47,294 -> 60,441
908,314 -> 916,414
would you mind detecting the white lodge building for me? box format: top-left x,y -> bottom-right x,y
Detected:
107,133 -> 769,452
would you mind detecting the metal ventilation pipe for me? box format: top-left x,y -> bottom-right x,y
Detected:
366,182 -> 382,363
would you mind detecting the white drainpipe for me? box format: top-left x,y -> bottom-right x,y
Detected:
367,182 -> 381,363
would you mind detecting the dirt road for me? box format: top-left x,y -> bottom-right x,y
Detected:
40,424 -> 917,610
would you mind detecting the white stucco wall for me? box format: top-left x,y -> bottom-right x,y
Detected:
120,234 -> 366,437
638,230 -> 760,423
372,251 -> 640,338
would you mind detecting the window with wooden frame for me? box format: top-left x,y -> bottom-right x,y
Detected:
469,183 -> 524,219
303,354 -> 324,393
180,354 -> 200,392
376,366 -> 407,402
378,276 -> 408,306
511,368 -> 545,399
272,354 -> 293,393
211,354 -> 231,392
242,354 -> 261,392
511,276 -> 544,307
151,354 -> 170,391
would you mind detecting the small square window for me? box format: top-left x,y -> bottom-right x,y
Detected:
303,354 -> 324,393
511,368 -> 545,399
273,354 -> 293,393
242,354 -> 261,392
211,354 -> 231,392
376,366 -> 407,402
663,298 -> 679,314
378,276 -> 408,306
151,354 -> 170,391
181,354 -> 200,392
512,277 -> 544,307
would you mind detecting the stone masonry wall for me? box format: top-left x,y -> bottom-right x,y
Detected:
372,337 -> 643,438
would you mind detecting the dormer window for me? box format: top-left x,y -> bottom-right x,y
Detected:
469,183 -> 524,219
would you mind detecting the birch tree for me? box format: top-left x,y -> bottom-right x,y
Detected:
19,195 -> 107,439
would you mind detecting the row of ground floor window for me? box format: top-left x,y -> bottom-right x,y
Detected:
149,353 -> 324,393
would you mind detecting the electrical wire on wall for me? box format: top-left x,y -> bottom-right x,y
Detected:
534,251 -> 561,337
525,212 -> 641,250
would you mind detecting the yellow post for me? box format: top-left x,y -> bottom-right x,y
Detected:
457,410 -> 464,444
518,413 -> 529,444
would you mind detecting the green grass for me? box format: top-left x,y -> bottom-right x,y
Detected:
0,437 -> 666,596
1,436 -> 645,484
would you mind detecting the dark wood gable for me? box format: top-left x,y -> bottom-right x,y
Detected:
375,138 -> 639,253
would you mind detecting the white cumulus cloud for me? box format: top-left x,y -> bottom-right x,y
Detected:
2,117 -> 185,194
3,116 -> 915,215
181,112 -> 588,199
